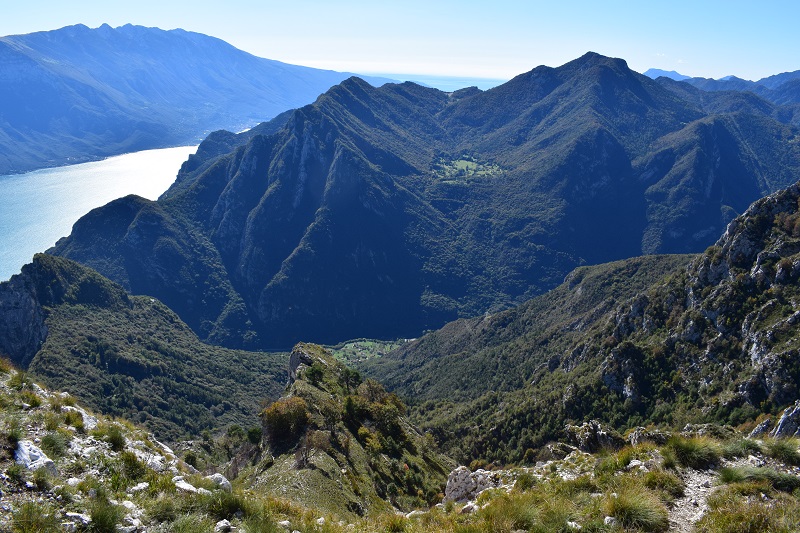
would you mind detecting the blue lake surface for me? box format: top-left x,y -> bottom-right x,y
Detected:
0,146 -> 197,281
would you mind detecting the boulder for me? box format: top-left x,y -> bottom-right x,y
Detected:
565,420 -> 624,452
215,519 -> 233,532
627,427 -> 670,446
770,400 -> 800,438
15,440 -> 57,476
444,466 -> 501,503
206,472 -> 232,492
748,418 -> 773,438
444,466 -> 476,502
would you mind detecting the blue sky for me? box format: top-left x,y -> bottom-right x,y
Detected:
2,0 -> 799,81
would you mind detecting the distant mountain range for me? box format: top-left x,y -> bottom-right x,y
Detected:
644,66 -> 800,107
0,23 -> 391,174
47,52 -> 800,350
643,68 -> 690,81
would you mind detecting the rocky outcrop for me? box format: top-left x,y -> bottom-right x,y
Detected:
770,400 -> 800,438
627,427 -> 670,446
288,344 -> 316,385
15,440 -> 57,476
206,472 -> 232,492
565,420 -> 625,452
0,270 -> 47,366
444,466 -> 501,503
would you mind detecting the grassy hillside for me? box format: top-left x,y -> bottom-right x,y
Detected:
243,343 -> 453,519
0,254 -> 287,441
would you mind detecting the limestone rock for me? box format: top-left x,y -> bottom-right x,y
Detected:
65,512 -> 91,527
15,440 -> 57,476
459,502 -> 478,514
215,519 -> 233,532
770,400 -> 800,438
748,418 -> 773,438
444,466 -> 501,503
62,405 -> 98,431
565,420 -> 624,452
173,475 -> 202,493
206,472 -> 232,492
444,466 -> 476,502
627,427 -> 670,446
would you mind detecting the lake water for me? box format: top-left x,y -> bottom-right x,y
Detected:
0,146 -> 197,282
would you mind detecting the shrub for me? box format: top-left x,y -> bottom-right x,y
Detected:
644,470 -> 685,499
8,370 -> 32,391
6,463 -> 25,485
93,424 -> 125,451
721,438 -> 762,459
666,436 -> 721,469
604,487 -> 669,531
260,397 -> 310,444
63,410 -> 84,431
145,493 -> 178,522
19,390 -> 41,408
305,362 -> 324,386
40,432 -> 69,458
479,493 -> 539,531
11,502 -> 60,533
718,466 -> 800,493
247,426 -> 263,445
43,411 -> 61,431
765,438 -> 800,466
121,451 -> 147,480
88,498 -> 124,532
5,417 -> 23,446
515,472 -> 537,491
33,466 -> 53,491
170,513 -> 214,533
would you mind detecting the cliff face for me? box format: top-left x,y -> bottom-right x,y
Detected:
0,269 -> 47,366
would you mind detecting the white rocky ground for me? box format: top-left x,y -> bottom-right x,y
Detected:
0,370 -> 232,532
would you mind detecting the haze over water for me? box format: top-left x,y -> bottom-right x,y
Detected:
0,146 -> 197,282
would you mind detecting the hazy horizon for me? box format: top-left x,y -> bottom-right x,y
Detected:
2,1 -> 799,82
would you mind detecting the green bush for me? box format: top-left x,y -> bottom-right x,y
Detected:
644,469 -> 685,499
11,502 -> 60,533
33,467 -> 53,491
40,432 -> 69,458
121,450 -> 147,480
88,498 -> 124,533
765,439 -> 800,466
247,426 -> 263,445
145,493 -> 178,522
63,409 -> 85,432
604,487 -> 669,531
515,472 -> 537,491
93,424 -> 125,451
170,513 -> 214,533
260,397 -> 310,444
666,436 -> 721,469
718,466 -> 800,493
6,463 -> 26,485
721,438 -> 762,459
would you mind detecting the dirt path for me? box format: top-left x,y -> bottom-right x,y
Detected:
668,468 -> 717,532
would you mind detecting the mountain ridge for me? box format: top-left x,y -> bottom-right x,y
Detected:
48,52 -> 800,349
0,23 -> 392,174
